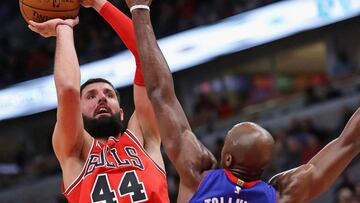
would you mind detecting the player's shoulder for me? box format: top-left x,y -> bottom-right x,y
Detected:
116,129 -> 144,150
200,168 -> 223,180
191,169 -> 221,193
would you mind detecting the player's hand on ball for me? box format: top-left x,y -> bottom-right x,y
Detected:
28,17 -> 79,38
125,0 -> 152,8
28,18 -> 62,38
63,17 -> 80,28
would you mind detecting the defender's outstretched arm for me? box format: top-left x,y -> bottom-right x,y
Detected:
128,2 -> 217,201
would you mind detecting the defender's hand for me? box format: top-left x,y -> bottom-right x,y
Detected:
125,0 -> 152,8
28,17 -> 79,38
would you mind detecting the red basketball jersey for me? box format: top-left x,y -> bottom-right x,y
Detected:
63,129 -> 170,203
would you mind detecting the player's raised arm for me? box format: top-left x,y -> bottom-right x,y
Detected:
125,0 -> 217,199
81,0 -> 162,163
28,18 -> 91,187
275,107 -> 360,202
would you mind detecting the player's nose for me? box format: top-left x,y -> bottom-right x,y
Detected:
97,93 -> 108,103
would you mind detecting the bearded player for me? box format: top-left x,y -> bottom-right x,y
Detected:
126,0 -> 360,202
27,0 -> 170,201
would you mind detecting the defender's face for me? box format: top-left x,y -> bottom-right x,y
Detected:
81,82 -> 123,120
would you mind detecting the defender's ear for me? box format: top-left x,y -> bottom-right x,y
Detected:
224,153 -> 233,167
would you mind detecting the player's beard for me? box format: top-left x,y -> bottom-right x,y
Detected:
83,112 -> 125,139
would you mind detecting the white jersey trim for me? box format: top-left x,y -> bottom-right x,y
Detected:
63,138 -> 95,195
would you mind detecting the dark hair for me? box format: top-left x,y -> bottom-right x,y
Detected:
80,78 -> 121,105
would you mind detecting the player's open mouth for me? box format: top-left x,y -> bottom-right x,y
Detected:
94,105 -> 111,116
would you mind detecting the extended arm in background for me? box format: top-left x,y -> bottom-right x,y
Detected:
275,107 -> 360,203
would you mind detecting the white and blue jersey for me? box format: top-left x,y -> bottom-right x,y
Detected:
189,169 -> 276,203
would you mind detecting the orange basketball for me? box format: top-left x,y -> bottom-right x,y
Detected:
19,0 -> 80,23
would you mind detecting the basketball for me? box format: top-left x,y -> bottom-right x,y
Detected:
19,0 -> 80,23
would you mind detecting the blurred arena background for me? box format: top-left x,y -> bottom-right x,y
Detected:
1,0 -> 360,202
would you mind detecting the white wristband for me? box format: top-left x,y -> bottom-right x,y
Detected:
130,5 -> 150,13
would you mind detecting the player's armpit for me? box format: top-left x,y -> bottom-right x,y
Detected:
133,85 -> 160,146
127,112 -> 144,146
273,164 -> 314,203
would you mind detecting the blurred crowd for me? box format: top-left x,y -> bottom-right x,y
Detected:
0,0 -> 280,88
189,72 -> 357,127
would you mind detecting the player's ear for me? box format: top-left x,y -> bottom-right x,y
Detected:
120,108 -> 124,121
224,153 -> 232,167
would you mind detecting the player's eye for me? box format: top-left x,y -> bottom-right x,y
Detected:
87,94 -> 96,99
107,93 -> 115,98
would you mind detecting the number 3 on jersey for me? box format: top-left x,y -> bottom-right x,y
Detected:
91,170 -> 148,203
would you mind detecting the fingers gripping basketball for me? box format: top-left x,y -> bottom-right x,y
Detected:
20,0 -> 80,23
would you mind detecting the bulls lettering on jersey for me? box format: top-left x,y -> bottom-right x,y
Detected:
189,169 -> 276,203
62,129 -> 170,203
